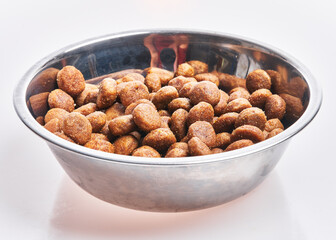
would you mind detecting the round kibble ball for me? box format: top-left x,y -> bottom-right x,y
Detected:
235,107 -> 267,130
132,146 -> 161,158
246,69 -> 271,93
189,81 -> 220,106
48,89 -> 74,112
142,128 -> 177,152
225,139 -> 253,152
63,112 -> 92,145
96,78 -> 117,109
133,103 -> 161,132
119,81 -> 150,107
187,121 -> 216,148
57,66 -> 85,97
265,94 -> 286,120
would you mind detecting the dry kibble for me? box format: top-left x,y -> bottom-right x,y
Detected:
168,98 -> 191,112
266,128 -> 284,139
266,70 -> 288,94
132,146 -> 161,158
96,78 -> 117,109
44,118 -> 62,133
54,132 -> 75,143
263,130 -> 269,139
214,90 -> 229,116
152,86 -> 179,110
75,84 -> 98,107
279,93 -> 304,122
108,115 -> 136,136
288,76 -> 308,100
264,119 -> 284,132
100,121 -> 114,141
142,128 -> 176,152
105,102 -> 125,121
179,81 -> 197,98
57,66 -> 85,97
121,73 -> 145,83
189,81 -> 220,106
85,139 -> 114,153
231,125 -> 265,143
29,92 -> 50,117
165,147 -> 188,158
168,76 -> 196,92
160,116 -> 171,128
214,132 -> 231,149
158,110 -> 170,117
246,69 -> 271,93
146,67 -> 174,85
217,72 -> 246,92
86,111 -> 106,133
187,102 -> 214,126
213,112 -> 239,133
90,133 -> 109,141
194,73 -> 219,86
133,103 -> 161,132
125,99 -> 156,115
170,109 -> 188,141
167,142 -> 189,153
36,116 -> 45,125
63,112 -> 92,145
188,137 -> 212,156
211,148 -> 224,154
48,89 -> 74,112
235,107 -> 267,130
187,60 -> 208,75
225,139 -> 253,152
176,63 -> 194,77
265,95 -> 286,120
114,135 -> 138,155
73,103 -> 97,116
248,89 -> 272,108
228,87 -> 250,102
225,98 -> 252,113
119,81 -> 149,107
44,108 -> 68,124
145,73 -> 161,92
187,121 -> 216,148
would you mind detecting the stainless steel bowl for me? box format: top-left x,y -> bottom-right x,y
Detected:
13,30 -> 322,212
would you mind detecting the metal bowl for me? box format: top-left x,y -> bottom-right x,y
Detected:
13,30 -> 322,212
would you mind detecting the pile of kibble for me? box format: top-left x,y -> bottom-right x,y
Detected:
28,60 -> 305,157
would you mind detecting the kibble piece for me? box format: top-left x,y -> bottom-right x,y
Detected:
96,78 -> 117,109
36,116 -> 45,125
179,81 -> 197,98
121,73 -> 145,83
263,130 -> 269,139
187,60 -> 208,75
168,76 -> 197,91
54,132 -> 75,143
119,81 -> 150,107
133,103 -> 161,132
212,117 -> 218,126
146,67 -> 174,85
100,121 -> 114,141
85,139 -> 114,153
44,108 -> 68,124
142,128 -> 177,152
167,142 -> 189,153
194,73 -> 219,86
114,135 -> 139,155
217,72 -> 246,92
288,76 -> 308,100
73,103 -> 97,116
84,88 -> 99,105
224,98 -> 252,113
248,89 -> 272,108
105,102 -> 125,121
168,98 -> 191,112
108,115 -> 136,136
176,63 -> 194,77
90,133 -> 109,141
149,92 -> 155,101
213,112 -> 239,133
29,92 -> 50,117
265,95 -> 286,120
188,137 -> 212,156
246,69 -> 271,93
165,147 -> 188,158
44,118 -> 62,133
170,109 -> 188,141
129,131 -> 142,141
187,102 -> 214,126
48,89 -> 75,112
75,84 -> 98,106
225,139 -> 253,152
228,87 -> 250,102
125,99 -> 156,115
187,121 -> 216,148
86,111 -> 106,133
132,146 -> 161,158
264,118 -> 284,132
152,86 -> 179,110
57,66 -> 85,97
214,132 -> 231,149
189,81 -> 220,106
214,90 -> 229,116
235,107 -> 267,130
145,73 -> 161,92
63,112 -> 92,145
160,116 -> 171,128
266,70 -> 287,94
279,93 -> 304,123
211,148 -> 224,154
231,125 -> 265,143
158,110 -> 170,117
266,128 -> 284,139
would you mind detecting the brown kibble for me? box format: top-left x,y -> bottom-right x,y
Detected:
264,118 -> 284,132
105,102 -> 125,121
168,76 -> 197,92
73,103 -> 97,116
75,84 -> 98,107
279,93 -> 304,123
63,112 -> 92,145
44,108 -> 68,124
224,98 -> 252,113
36,116 -> 45,125
213,112 -> 239,133
248,89 -> 272,108
85,139 -> 114,153
152,86 -> 179,110
125,99 -> 156,115
188,137 -> 212,156
133,103 -> 161,132
129,131 -> 142,141
265,95 -> 286,120
235,107 -> 267,130
146,67 -> 174,85
170,109 -> 188,141
132,146 -> 161,158
44,118 -> 61,133
29,92 -> 50,117
160,116 -> 171,129
246,69 -> 271,93
121,73 -> 145,83
54,132 -> 75,143
96,78 -> 117,109
187,121 -> 216,147
179,81 -> 197,98
168,98 -> 191,113
263,130 -> 269,139
266,128 -> 284,139
108,115 -> 136,136
231,125 -> 264,143
86,111 -> 106,133
194,73 -> 219,86
217,72 -> 246,92
165,147 -> 188,158
176,63 -> 194,77
158,110 -> 170,117
145,73 -> 161,92
214,132 -> 231,149
142,128 -> 176,152
90,133 -> 109,141
167,142 -> 189,153
214,90 -> 229,116
119,81 -> 149,107
228,87 -> 250,102
57,66 -> 85,97
189,81 -> 220,106
187,102 -> 214,126
48,89 -> 74,112
211,148 -> 224,154
114,135 -> 139,155
225,139 -> 253,152
100,121 -> 114,141
187,60 -> 208,75
288,76 -> 308,100
266,70 -> 288,94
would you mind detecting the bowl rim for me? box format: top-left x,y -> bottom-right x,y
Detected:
13,29 -> 323,166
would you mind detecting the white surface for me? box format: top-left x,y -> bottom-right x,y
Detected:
0,0 -> 335,239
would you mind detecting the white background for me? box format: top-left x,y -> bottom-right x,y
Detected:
1,0 -> 335,239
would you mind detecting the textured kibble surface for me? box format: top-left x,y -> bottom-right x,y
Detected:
34,62 -> 304,157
